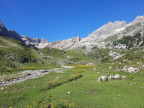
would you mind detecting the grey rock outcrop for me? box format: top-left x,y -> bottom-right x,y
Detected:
47,36 -> 81,49
21,35 -> 49,48
121,16 -> 144,36
88,21 -> 127,38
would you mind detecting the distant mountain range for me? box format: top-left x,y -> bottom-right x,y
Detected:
0,15 -> 144,51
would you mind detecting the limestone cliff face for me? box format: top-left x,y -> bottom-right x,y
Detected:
21,35 -> 49,48
47,36 -> 81,50
88,21 -> 127,38
68,16 -> 144,51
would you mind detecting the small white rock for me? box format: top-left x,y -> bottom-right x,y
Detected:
67,91 -> 71,94
113,74 -> 120,79
0,87 -> 4,90
121,76 -> 127,79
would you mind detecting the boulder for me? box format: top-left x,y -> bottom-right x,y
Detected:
121,76 -> 127,79
113,74 -> 120,79
98,76 -> 109,82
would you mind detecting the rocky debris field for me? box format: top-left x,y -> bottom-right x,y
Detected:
0,68 -> 67,86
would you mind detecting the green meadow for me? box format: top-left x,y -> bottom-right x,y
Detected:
0,63 -> 144,108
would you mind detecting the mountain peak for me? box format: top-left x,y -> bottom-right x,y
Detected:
131,15 -> 144,24
0,21 -> 5,28
135,15 -> 144,20
113,21 -> 127,24
0,21 -> 7,31
88,20 -> 127,38
108,21 -> 112,24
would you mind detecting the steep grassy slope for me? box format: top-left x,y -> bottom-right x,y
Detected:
0,36 -> 42,67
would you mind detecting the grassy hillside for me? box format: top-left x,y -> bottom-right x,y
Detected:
0,36 -> 41,67
0,36 -> 59,74
40,47 -> 95,65
0,36 -> 95,74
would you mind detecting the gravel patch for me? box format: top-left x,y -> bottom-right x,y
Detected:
0,68 -> 67,86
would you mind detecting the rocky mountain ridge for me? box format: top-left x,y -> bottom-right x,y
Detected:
21,35 -> 49,48
46,16 -> 144,51
0,22 -> 49,48
47,36 -> 81,50
0,21 -> 82,49
0,21 -> 22,42
67,16 -> 144,51
0,15 -> 144,51
46,20 -> 128,50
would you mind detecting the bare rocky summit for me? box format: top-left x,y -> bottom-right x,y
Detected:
47,36 -> 81,49
66,16 -> 144,51
88,21 -> 127,38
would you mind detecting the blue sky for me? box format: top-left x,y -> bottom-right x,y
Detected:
0,0 -> 144,42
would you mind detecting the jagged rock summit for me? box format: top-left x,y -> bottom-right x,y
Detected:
21,35 -> 49,48
0,21 -> 49,48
